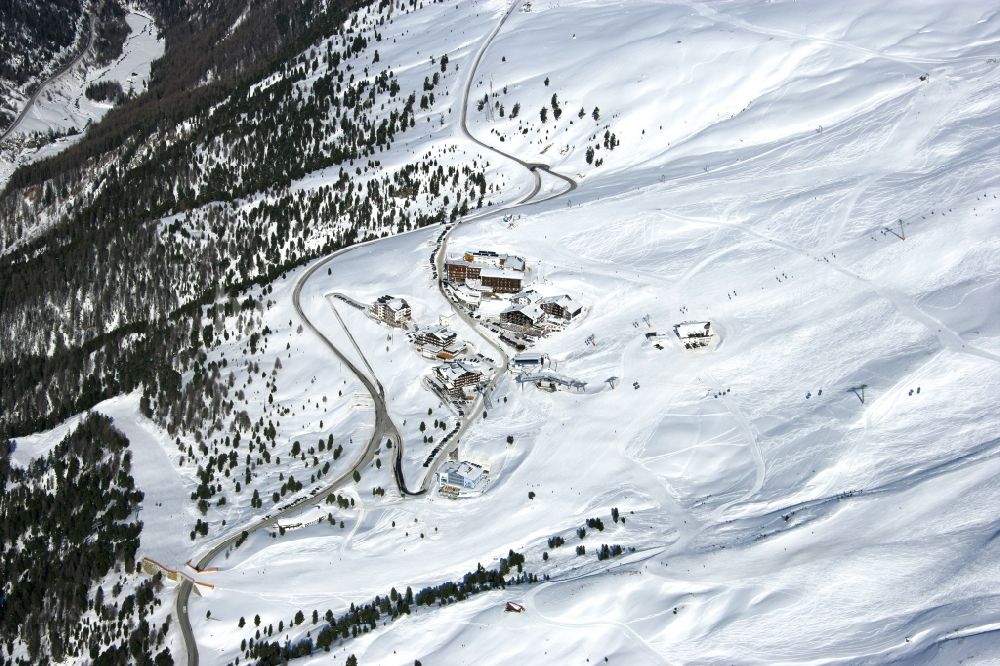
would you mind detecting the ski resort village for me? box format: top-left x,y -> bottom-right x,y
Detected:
2,0 -> 1000,664
347,242 -> 601,498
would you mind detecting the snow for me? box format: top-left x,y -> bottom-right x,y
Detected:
173,0 -> 1000,662
9,0 -> 1000,663
0,9 -> 164,189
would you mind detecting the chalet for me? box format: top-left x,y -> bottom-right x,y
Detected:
370,295 -> 411,327
501,303 -> 546,329
415,324 -> 466,359
434,360 -> 483,399
509,289 -> 538,305
674,321 -> 714,348
538,294 -> 582,320
414,324 -> 457,348
436,460 -> 488,490
479,267 -> 523,294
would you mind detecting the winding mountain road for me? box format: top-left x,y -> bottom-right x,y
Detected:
175,246 -> 409,666
0,5 -> 99,145
416,0 -> 578,489
174,1 -> 578,662
456,2 -> 578,205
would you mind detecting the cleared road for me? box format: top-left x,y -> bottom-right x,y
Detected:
175,245 -> 409,666
0,6 -> 99,145
417,0 -> 578,488
175,0 -> 578,662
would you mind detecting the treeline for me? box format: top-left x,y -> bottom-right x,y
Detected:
0,413 -> 170,664
0,0 -> 496,448
4,0 -> 367,193
0,248 -> 330,440
93,0 -> 130,67
85,80 -> 126,103
0,0 -> 83,87
247,550 -> 535,664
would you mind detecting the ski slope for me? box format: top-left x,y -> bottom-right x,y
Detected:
10,0 -> 1000,663
174,0 -> 1000,662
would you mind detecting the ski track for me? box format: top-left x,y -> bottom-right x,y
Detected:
655,209 -> 1000,368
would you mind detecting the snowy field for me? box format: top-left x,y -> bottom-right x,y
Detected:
175,0 -> 1000,662
9,0 -> 1000,663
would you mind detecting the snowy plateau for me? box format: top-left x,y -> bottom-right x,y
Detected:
8,0 -> 1000,664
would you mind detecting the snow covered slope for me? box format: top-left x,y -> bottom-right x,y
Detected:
166,0 -> 1000,662
0,9 -> 163,189
10,0 -> 1000,663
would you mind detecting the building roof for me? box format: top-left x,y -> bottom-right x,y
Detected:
376,295 -> 409,312
512,352 -> 545,364
500,256 -> 525,272
422,339 -> 465,355
437,341 -> 466,356
502,303 -> 545,323
675,321 -> 713,338
415,324 -> 455,340
511,289 -> 538,301
436,360 -> 481,383
538,294 -> 582,315
452,251 -> 525,273
439,460 -> 486,484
